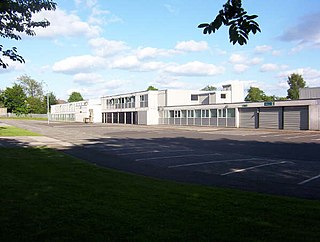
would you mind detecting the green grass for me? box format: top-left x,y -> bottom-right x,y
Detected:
1,147 -> 319,241
0,125 -> 40,136
0,116 -> 47,121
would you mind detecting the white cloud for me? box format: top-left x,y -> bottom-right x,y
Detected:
278,67 -> 320,87
248,57 -> 263,65
89,38 -> 130,57
135,47 -> 176,59
164,61 -> 225,76
233,64 -> 249,73
175,40 -> 209,52
229,53 -> 261,73
254,45 -> 273,54
229,53 -> 246,64
139,61 -> 167,72
0,57 -> 25,73
260,63 -> 279,72
33,8 -> 101,38
52,55 -> 106,74
110,56 -> 140,69
73,73 -> 105,85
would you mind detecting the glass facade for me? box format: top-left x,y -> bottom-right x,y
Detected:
161,108 -> 236,127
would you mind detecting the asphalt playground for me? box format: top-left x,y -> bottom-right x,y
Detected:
1,119 -> 320,200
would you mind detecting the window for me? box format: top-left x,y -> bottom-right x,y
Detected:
169,110 -> 174,118
174,110 -> 181,118
181,110 -> 187,118
140,94 -> 148,107
218,109 -> 226,118
227,108 -> 235,118
221,93 -> 226,99
195,110 -> 201,118
191,95 -> 198,101
187,110 -> 194,118
210,109 -> 217,117
202,109 -> 209,118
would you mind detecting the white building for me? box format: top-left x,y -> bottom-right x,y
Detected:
100,83 -> 244,125
50,82 -> 320,130
51,99 -> 101,123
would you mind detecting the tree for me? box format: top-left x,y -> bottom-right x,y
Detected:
68,92 -> 84,103
201,85 -> 217,91
0,89 -> 4,107
287,73 -> 306,100
0,0 -> 57,68
146,86 -> 158,91
198,0 -> 260,45
17,75 -> 44,98
245,86 -> 267,102
43,92 -> 58,113
2,84 -> 28,113
16,75 -> 48,113
26,96 -> 45,113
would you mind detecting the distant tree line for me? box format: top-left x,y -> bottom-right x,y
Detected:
245,73 -> 306,102
0,75 -> 58,114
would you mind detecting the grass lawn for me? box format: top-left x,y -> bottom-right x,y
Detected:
0,125 -> 40,136
1,147 -> 319,241
0,116 -> 47,121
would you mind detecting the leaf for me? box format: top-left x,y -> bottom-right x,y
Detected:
198,23 -> 210,28
246,15 -> 258,20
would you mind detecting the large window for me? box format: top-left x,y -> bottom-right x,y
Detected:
210,109 -> 217,117
227,108 -> 235,117
202,109 -> 209,118
195,110 -> 201,118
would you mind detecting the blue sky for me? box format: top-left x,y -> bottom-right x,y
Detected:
1,0 -> 320,100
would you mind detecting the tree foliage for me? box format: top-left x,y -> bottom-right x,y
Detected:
245,86 -> 287,102
68,92 -> 84,103
287,73 -> 306,100
146,86 -> 158,91
0,0 -> 57,68
1,76 -> 58,114
201,85 -> 217,91
245,86 -> 266,102
17,75 -> 44,98
198,0 -> 260,45
2,83 -> 28,113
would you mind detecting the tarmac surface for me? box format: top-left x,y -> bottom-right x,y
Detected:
1,119 -> 320,200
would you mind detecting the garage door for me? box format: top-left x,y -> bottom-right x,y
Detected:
259,107 -> 282,129
138,111 -> 147,125
283,106 -> 309,130
239,108 -> 258,128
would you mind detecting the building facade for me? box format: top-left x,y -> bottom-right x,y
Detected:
51,83 -> 320,130
51,99 -> 101,123
100,83 -> 244,126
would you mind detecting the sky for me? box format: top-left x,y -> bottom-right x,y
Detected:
1,0 -> 320,100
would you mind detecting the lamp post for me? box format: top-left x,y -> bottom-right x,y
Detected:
47,92 -> 50,125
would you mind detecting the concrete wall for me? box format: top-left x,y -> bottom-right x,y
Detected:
309,103 -> 320,130
0,108 -> 7,116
